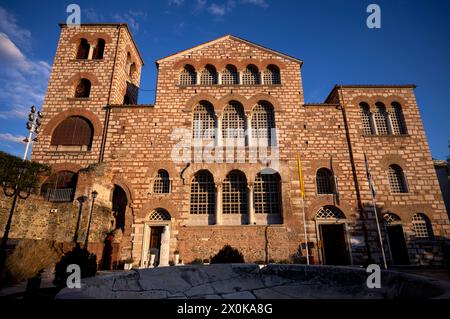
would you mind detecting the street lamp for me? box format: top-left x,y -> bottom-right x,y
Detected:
23,105 -> 44,161
84,191 -> 98,250
0,168 -> 36,286
74,195 -> 88,244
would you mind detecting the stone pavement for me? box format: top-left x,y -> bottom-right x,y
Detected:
56,264 -> 450,299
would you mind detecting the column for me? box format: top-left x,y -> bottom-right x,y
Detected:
215,182 -> 223,225
217,113 -> 223,147
140,224 -> 148,268
159,225 -> 170,267
88,44 -> 95,60
248,183 -> 255,225
246,112 -> 252,148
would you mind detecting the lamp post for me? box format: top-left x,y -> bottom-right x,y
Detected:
84,190 -> 98,250
0,168 -> 35,286
23,105 -> 43,160
74,195 -> 88,244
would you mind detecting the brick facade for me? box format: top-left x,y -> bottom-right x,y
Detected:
19,24 -> 450,267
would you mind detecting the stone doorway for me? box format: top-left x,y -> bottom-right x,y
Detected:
319,224 -> 350,265
383,213 -> 409,265
140,209 -> 171,268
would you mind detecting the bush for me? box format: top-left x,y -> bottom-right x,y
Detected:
53,244 -> 97,288
190,258 -> 203,265
210,245 -> 245,264
3,240 -> 63,287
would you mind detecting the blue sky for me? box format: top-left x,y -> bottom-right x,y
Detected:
0,0 -> 449,159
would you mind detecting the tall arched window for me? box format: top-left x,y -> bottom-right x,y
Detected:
76,38 -> 90,60
254,172 -> 281,214
51,116 -> 93,151
192,102 -> 216,140
315,206 -> 345,219
390,102 -> 407,135
180,65 -> 196,85
263,65 -> 281,85
75,79 -> 91,98
388,165 -> 408,193
190,171 -> 215,215
316,168 -> 335,194
251,102 -> 275,146
200,65 -> 218,85
93,38 -> 105,59
359,102 -> 374,135
125,52 -> 132,75
221,64 -> 239,85
129,63 -> 136,78
242,65 -> 260,85
153,170 -> 171,194
412,213 -> 433,239
374,102 -> 390,135
41,171 -> 78,202
223,170 -> 248,214
222,102 -> 246,142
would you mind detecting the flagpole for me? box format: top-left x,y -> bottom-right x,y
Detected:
364,154 -> 388,269
297,157 -> 310,265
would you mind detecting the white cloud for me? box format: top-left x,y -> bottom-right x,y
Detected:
0,133 -> 26,144
208,3 -> 227,16
241,0 -> 268,8
0,32 -> 51,120
195,0 -> 266,17
112,10 -> 148,34
0,7 -> 31,49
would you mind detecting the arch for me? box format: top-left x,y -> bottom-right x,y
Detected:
315,206 -> 345,219
50,116 -> 94,150
263,64 -> 281,85
373,102 -> 390,135
149,208 -> 171,221
254,171 -> 281,215
129,62 -> 137,78
221,64 -> 239,85
44,109 -> 102,138
40,170 -> 78,202
152,169 -> 171,194
261,59 -> 287,70
76,38 -> 90,60
222,101 -> 246,142
185,94 -> 220,112
200,64 -> 218,85
388,164 -> 408,193
359,102 -> 374,135
111,177 -> 135,205
316,168 -> 335,195
222,170 -> 248,215
180,64 -> 197,85
383,212 -> 401,225
412,213 -> 433,239
93,38 -> 105,59
190,170 -> 215,215
251,101 -> 276,146
242,64 -> 260,85
69,33 -> 113,45
74,78 -> 91,98
112,185 -> 128,231
66,72 -> 100,87
192,101 -> 216,140
390,102 -> 407,135
247,94 -> 281,112
218,93 -> 248,112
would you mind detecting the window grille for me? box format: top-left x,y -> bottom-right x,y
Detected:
263,65 -> 281,85
221,65 -> 239,85
222,171 -> 247,214
374,103 -> 390,135
315,206 -> 345,219
412,213 -> 432,239
200,65 -> 218,85
390,103 -> 407,135
190,171 -> 215,214
222,102 -> 246,140
242,65 -> 260,85
383,213 -> 401,225
388,165 -> 408,193
359,103 -> 374,135
149,209 -> 171,221
153,170 -> 171,194
251,102 -> 275,145
254,173 -> 281,214
192,103 -> 216,140
316,168 -> 334,194
180,65 -> 196,85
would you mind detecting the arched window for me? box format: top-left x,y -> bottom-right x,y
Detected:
123,94 -> 131,105
359,102 -> 374,135
129,63 -> 136,78
149,209 -> 171,221
75,78 -> 91,98
383,212 -> 401,225
242,65 -> 260,85
192,102 -> 216,140
388,165 -> 408,193
180,65 -> 196,85
374,102 -> 390,135
125,52 -> 132,75
254,172 -> 281,214
223,170 -> 247,214
222,102 -> 246,142
76,38 -> 90,60
251,102 -> 275,146
412,213 -> 433,239
315,206 -> 345,219
263,65 -> 281,85
221,64 -> 239,85
190,171 -> 215,215
390,102 -> 407,135
41,171 -> 78,202
112,185 -> 127,231
316,168 -> 334,194
93,38 -> 105,59
153,170 -> 171,194
51,116 -> 93,151
200,65 -> 218,85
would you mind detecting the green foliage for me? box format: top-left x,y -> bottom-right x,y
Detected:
53,244 -> 97,287
210,245 -> 245,264
0,151 -> 50,192
190,258 -> 204,265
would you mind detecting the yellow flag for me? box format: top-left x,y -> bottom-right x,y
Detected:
297,157 -> 305,199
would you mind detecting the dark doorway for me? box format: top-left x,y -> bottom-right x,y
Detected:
112,185 -> 127,231
320,224 -> 349,265
386,225 -> 409,265
149,227 -> 163,266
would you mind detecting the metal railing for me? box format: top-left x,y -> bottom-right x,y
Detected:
44,188 -> 74,202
